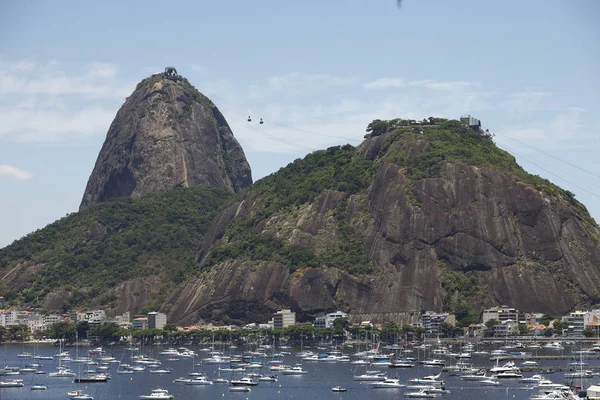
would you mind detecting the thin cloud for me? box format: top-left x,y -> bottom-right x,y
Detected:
0,60 -> 134,98
0,165 -> 33,181
363,77 -> 478,91
505,89 -> 553,114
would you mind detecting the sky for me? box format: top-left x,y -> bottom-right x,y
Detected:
0,0 -> 599,248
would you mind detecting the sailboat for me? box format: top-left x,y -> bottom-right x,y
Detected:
49,339 -> 76,377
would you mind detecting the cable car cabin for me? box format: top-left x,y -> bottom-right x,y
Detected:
247,116 -> 252,122
260,118 -> 264,124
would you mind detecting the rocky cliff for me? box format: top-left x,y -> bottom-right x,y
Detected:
80,70 -> 252,209
166,121 -> 600,325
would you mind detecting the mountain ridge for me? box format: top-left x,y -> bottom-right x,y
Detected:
1,107 -> 599,326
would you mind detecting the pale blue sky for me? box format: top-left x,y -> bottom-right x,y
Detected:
1,0 -> 599,248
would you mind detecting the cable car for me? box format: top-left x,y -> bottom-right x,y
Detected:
259,118 -> 264,124
247,116 -> 252,122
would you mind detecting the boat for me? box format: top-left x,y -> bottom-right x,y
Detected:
404,389 -> 440,398
332,386 -> 347,392
496,370 -> 523,379
67,390 -> 94,400
213,377 -> 229,384
520,374 -> 545,383
0,379 -> 24,387
390,360 -> 415,368
408,373 -> 444,387
354,372 -> 386,381
564,370 -> 593,378
480,377 -> 501,386
149,368 -> 171,374
31,385 -> 47,390
74,373 -> 110,382
257,374 -> 278,382
184,375 -> 213,385
229,386 -> 251,392
370,378 -> 406,388
281,366 -> 308,375
230,376 -> 258,385
490,361 -> 521,374
422,359 -> 445,367
49,367 -> 77,377
139,388 -> 174,399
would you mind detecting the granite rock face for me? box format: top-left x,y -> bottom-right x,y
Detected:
166,131 -> 600,324
80,72 -> 252,209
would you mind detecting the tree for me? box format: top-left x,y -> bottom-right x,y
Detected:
484,319 -> 498,337
582,329 -> 595,338
76,320 -> 90,339
551,320 -> 565,335
380,322 -> 400,342
365,119 -> 390,138
46,321 -> 77,342
518,324 -> 530,335
539,314 -> 555,326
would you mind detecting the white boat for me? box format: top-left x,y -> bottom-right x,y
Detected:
564,370 -> 593,378
490,361 -> 520,374
0,379 -> 24,387
213,377 -> 229,384
544,342 -> 564,351
184,375 -> 213,385
149,368 -> 171,374
354,373 -> 386,381
371,378 -> 405,388
422,359 -> 445,367
281,366 -> 307,375
229,386 -> 251,392
31,385 -> 47,390
535,379 -> 569,390
404,389 -> 440,398
48,368 -> 76,377
520,374 -> 545,383
408,373 -> 444,387
139,389 -> 174,399
67,390 -> 94,400
332,386 -> 347,392
522,360 -> 539,366
257,374 -> 278,382
496,370 -> 523,378
230,376 -> 258,385
480,378 -> 501,386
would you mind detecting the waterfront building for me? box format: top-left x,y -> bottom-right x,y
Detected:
273,309 -> 296,329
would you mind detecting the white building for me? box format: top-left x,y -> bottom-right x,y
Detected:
43,314 -> 62,328
493,320 -> 519,337
147,312 -> 167,329
314,311 -> 348,330
420,311 -> 456,334
482,306 -> 519,324
273,309 -> 296,329
562,311 -> 587,336
24,314 -> 44,331
85,310 -> 106,324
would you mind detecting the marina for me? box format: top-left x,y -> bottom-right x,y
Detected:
1,341 -> 600,399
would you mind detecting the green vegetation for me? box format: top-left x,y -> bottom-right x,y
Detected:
441,270 -> 483,327
0,186 -> 232,309
204,145 -> 375,275
369,118 -> 596,226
